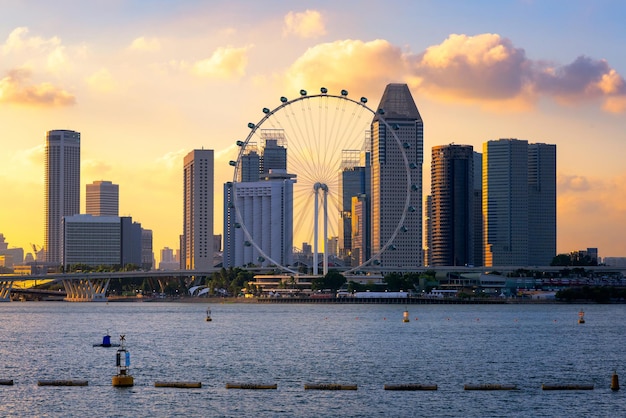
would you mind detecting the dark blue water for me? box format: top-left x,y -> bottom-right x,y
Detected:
0,302 -> 624,417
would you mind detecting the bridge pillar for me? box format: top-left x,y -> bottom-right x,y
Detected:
0,281 -> 13,302
62,278 -> 110,302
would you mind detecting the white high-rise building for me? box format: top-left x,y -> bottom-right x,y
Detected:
86,180 -> 119,216
224,169 -> 295,268
45,130 -> 80,265
183,149 -> 214,270
371,84 -> 423,268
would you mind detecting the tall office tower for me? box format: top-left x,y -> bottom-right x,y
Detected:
238,144 -> 260,182
260,130 -> 287,174
182,149 -> 214,270
141,228 -> 153,270
223,169 -> 296,268
371,84 -> 423,268
472,152 -> 483,267
430,144 -> 474,266
528,143 -> 556,266
86,180 -> 119,216
338,149 -> 370,264
424,195 -> 432,266
350,194 -> 370,266
45,129 -> 81,264
483,139 -> 529,266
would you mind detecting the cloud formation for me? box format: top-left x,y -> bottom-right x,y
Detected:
128,36 -> 161,52
284,39 -> 408,98
283,10 -> 326,39
0,68 -> 76,106
284,33 -> 626,113
191,45 -> 251,79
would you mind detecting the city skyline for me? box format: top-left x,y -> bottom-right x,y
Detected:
1,1 -> 626,263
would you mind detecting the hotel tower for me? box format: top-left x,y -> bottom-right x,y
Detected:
45,129 -> 81,264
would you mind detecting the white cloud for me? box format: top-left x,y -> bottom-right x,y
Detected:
191,45 -> 251,80
283,10 -> 326,39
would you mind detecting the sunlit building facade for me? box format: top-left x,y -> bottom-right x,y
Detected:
371,83 -> 423,268
45,130 -> 81,265
183,149 -> 214,270
86,180 -> 119,216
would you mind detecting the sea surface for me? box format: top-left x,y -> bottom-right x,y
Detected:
0,301 -> 624,417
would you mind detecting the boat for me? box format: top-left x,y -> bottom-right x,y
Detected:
93,333 -> 121,347
206,307 -> 212,322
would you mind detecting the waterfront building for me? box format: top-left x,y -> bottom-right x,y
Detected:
141,228 -> 153,270
61,215 -> 120,268
424,195 -> 432,266
430,144 -> 475,266
45,129 -> 81,265
159,247 -> 179,270
350,194 -> 370,266
528,143 -> 557,266
86,180 -> 119,216
473,152 -> 483,267
182,149 -> 214,270
223,169 -> 296,268
483,139 -> 556,266
238,144 -> 260,182
371,83 -> 423,268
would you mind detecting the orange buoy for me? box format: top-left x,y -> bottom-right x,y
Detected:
611,371 -> 620,391
403,310 -> 410,323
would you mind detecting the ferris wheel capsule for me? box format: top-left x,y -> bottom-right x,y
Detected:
236,140 -> 245,146
378,108 -> 385,115
403,142 -> 411,149
411,184 -> 419,191
408,206 -> 416,212
229,161 -> 237,167
360,97 -> 367,103
320,87 -> 328,94
247,122 -> 255,129
262,108 -> 270,114
400,226 -> 408,232
341,89 -> 348,96
409,163 -> 418,169
300,89 -> 307,96
280,96 -> 288,103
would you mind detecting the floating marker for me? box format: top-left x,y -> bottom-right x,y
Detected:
464,384 -> 517,390
384,384 -> 437,391
155,381 -> 202,388
38,380 -> 88,386
611,371 -> 620,391
225,383 -> 277,389
304,383 -> 357,390
541,384 -> 594,390
0,379 -> 13,385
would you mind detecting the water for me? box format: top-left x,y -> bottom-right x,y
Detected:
0,302 -> 624,417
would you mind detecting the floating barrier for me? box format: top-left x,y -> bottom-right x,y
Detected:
541,384 -> 594,390
464,384 -> 518,391
155,381 -> 202,388
37,380 -> 88,386
225,383 -> 277,390
0,379 -> 14,386
304,383 -> 358,390
384,384 -> 437,391
611,371 -> 620,391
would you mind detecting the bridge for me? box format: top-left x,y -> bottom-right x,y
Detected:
0,269 -> 219,302
1,265 -> 623,302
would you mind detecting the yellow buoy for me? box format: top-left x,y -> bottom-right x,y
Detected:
206,306 -> 212,322
403,309 -> 410,323
578,309 -> 585,324
112,335 -> 134,387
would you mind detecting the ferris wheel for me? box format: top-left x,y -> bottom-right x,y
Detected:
228,87 -> 412,275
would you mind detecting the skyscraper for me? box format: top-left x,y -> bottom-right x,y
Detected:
183,149 -> 214,270
223,169 -> 296,268
528,143 -> 557,266
86,180 -> 119,216
483,138 -> 556,266
45,129 -> 80,264
430,144 -> 474,266
483,139 -> 529,266
260,130 -> 287,174
371,84 -> 423,268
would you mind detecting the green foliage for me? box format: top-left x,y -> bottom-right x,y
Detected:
555,286 -> 626,303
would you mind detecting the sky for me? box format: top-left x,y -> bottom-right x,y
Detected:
1,0 -> 626,264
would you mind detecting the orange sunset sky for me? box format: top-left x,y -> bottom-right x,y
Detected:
1,1 -> 625,264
